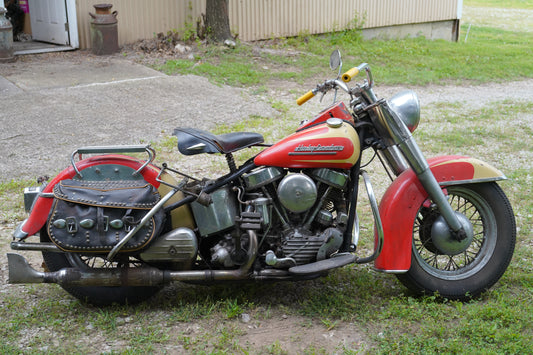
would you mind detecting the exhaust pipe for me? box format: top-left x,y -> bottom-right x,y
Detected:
8,231 -> 258,287
7,253 -> 168,286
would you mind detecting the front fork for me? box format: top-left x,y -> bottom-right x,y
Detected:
368,98 -> 469,241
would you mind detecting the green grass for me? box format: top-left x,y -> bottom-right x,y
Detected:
2,257 -> 531,353
465,0 -> 533,9
417,100 -> 533,156
0,179 -> 34,224
157,23 -> 533,87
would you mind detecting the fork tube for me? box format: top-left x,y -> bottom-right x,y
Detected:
398,136 -> 464,234
370,102 -> 465,236
377,146 -> 410,177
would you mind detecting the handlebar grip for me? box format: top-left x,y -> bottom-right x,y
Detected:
342,67 -> 360,83
296,90 -> 315,106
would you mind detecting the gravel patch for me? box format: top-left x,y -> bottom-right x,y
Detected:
0,54 -> 276,181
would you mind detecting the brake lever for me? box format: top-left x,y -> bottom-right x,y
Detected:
318,80 -> 335,102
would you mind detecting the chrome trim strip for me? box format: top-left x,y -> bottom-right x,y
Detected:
187,143 -> 207,151
373,268 -> 409,274
439,176 -> 506,186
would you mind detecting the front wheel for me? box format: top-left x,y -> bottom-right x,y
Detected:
396,182 -> 516,300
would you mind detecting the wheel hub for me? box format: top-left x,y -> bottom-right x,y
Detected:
431,212 -> 474,256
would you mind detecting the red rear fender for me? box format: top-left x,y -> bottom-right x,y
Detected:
18,155 -> 162,238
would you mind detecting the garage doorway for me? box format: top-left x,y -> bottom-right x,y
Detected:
10,0 -> 78,55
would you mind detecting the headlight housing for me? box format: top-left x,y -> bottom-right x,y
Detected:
387,90 -> 420,133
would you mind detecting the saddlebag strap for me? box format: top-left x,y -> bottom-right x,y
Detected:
96,206 -> 106,243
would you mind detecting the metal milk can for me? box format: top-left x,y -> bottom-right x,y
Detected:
0,7 -> 14,62
90,3 -> 119,55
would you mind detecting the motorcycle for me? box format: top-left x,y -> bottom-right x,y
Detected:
7,50 -> 516,306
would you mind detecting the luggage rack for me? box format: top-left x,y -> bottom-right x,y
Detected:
156,163 -> 201,188
70,145 -> 156,179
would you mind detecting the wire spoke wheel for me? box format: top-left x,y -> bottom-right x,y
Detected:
413,187 -> 496,280
67,254 -> 144,270
41,230 -> 161,306
397,182 -> 515,300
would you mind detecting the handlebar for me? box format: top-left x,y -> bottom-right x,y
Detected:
296,62 -> 371,105
296,90 -> 316,106
342,63 -> 368,83
342,67 -> 360,83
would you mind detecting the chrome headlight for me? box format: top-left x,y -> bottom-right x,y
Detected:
387,90 -> 420,133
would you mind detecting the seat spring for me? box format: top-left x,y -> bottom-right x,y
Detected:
226,153 -> 237,173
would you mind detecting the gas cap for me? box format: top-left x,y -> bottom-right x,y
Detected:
327,118 -> 343,128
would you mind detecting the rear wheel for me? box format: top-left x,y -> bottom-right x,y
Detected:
41,230 -> 161,306
396,182 -> 515,300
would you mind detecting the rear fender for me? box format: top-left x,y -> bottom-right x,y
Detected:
16,155 -> 169,239
374,155 -> 505,272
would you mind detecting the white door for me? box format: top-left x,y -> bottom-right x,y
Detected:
28,0 -> 69,45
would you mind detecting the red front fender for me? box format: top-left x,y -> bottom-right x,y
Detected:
374,155 -> 505,272
18,155 -> 162,238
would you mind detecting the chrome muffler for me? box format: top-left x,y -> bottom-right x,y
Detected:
7,253 -> 167,286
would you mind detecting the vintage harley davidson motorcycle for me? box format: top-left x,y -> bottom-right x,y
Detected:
7,51 -> 516,305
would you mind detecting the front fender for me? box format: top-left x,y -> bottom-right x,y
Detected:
16,155 -> 163,239
374,155 -> 505,272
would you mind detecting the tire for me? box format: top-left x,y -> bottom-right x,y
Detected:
396,182 -> 516,300
40,230 -> 161,306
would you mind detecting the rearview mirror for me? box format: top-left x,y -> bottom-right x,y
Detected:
330,50 -> 342,70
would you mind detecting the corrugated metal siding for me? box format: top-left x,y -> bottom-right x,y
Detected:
75,0 -> 458,48
76,0 -> 206,50
230,0 -> 458,40
364,0 -> 422,28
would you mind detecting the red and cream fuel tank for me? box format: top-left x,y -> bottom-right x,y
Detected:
254,118 -> 360,169
298,101 -> 354,130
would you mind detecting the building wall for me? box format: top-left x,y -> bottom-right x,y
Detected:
76,0 -> 460,49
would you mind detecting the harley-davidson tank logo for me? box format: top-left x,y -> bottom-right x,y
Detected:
289,144 -> 345,155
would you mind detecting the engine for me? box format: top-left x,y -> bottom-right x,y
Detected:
229,166 -> 351,268
139,166 -> 351,270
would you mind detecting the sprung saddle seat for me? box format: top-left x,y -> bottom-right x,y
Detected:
173,128 -> 264,156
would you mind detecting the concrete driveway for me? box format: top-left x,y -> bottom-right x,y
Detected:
0,53 -> 274,181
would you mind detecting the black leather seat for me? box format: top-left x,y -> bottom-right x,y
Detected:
173,128 -> 264,155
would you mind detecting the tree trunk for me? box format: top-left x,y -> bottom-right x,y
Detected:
205,0 -> 232,42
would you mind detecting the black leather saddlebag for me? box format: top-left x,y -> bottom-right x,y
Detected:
47,179 -> 165,253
